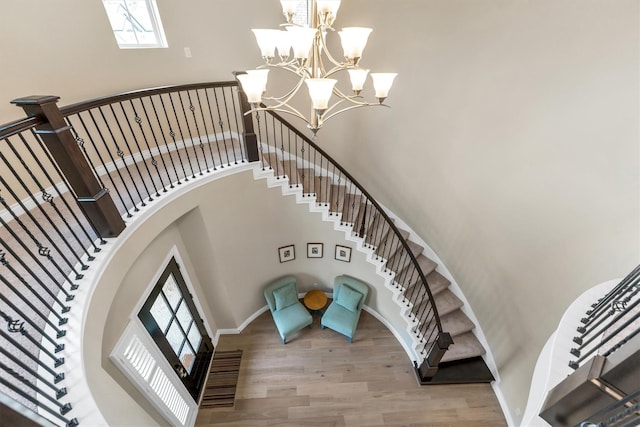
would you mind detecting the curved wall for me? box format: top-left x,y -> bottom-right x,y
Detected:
87,168 -> 414,425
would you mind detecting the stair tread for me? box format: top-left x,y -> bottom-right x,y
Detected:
441,331 -> 486,363
440,310 -> 476,337
398,254 -> 438,289
426,270 -> 450,295
434,289 -> 463,316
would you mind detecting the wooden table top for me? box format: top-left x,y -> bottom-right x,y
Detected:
303,289 -> 328,310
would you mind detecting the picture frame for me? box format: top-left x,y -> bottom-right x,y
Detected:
307,243 -> 323,258
335,245 -> 351,262
278,244 -> 295,263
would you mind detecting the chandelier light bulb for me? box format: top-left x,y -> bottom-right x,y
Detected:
276,31 -> 292,62
305,78 -> 337,111
252,29 -> 281,63
280,0 -> 299,23
317,0 -> 341,26
370,73 -> 397,103
347,69 -> 369,95
338,27 -> 372,65
287,26 -> 318,62
237,72 -> 268,104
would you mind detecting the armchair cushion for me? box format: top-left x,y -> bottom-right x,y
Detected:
335,284 -> 363,312
273,282 -> 298,311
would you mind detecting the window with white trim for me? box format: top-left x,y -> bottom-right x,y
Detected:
138,257 -> 213,401
102,0 -> 168,49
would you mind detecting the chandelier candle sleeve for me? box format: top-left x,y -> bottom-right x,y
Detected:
239,0 -> 397,135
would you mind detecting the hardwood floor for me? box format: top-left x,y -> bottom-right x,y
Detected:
196,310 -> 507,427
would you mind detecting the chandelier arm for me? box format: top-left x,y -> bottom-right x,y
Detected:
330,86 -> 368,103
244,105 -> 312,128
250,103 -> 311,126
261,73 -> 307,105
320,95 -> 370,119
320,40 -> 346,69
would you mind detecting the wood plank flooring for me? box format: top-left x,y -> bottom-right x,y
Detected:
196,310 -> 507,427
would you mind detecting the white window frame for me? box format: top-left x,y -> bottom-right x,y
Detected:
102,0 -> 168,49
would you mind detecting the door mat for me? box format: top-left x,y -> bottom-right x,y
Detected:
200,349 -> 243,408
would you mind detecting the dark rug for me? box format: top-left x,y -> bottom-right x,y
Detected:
200,349 -> 243,408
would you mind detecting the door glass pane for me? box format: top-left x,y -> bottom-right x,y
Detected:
188,326 -> 202,351
149,294 -> 171,332
179,343 -> 196,373
165,320 -> 185,355
175,301 -> 193,330
163,274 -> 182,310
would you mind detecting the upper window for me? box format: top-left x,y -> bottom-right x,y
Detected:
102,0 -> 168,49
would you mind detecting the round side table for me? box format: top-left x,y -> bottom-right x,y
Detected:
303,289 -> 328,316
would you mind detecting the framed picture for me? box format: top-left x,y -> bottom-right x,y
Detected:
335,245 -> 351,262
307,243 -> 323,258
278,245 -> 295,263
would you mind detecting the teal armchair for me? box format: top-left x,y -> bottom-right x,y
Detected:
321,275 -> 369,343
264,276 -> 313,344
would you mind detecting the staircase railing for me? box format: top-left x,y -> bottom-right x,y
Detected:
0,82 -> 248,426
540,264 -> 640,426
0,79 -> 450,425
237,87 -> 451,377
570,264 -> 640,370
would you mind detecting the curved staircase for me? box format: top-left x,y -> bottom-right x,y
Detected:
258,150 -> 493,382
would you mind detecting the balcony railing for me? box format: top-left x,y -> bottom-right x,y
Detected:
0,80 -> 447,425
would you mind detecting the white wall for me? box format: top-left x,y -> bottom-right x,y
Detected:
317,0 -> 640,422
1,1 -> 638,424
90,169 -> 411,425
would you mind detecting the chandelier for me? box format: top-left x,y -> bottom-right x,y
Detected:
237,0 -> 397,135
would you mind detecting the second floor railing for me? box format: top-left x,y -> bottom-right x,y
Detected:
0,79 -> 449,425
570,264 -> 640,370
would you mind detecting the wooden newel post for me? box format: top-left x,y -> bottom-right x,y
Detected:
11,95 -> 126,238
233,72 -> 260,162
417,332 -> 454,379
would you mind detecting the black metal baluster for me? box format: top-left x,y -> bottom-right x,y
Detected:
157,94 -> 188,184
147,96 -> 180,189
2,140 -> 90,266
0,179 -> 83,279
194,89 -> 217,171
95,106 -> 145,209
0,278 -> 65,345
137,98 -> 170,192
257,111 -> 266,170
0,246 -> 69,321
86,108 -> 139,217
229,85 -> 246,162
177,92 -> 202,178
70,113 -> 132,216
167,93 -> 197,179
220,86 -> 239,165
0,340 -> 67,399
0,316 -> 64,375
127,99 -> 163,196
0,221 -> 77,298
176,91 -> 204,176
211,87 -> 229,168
202,88 -> 221,171
186,90 -> 210,173
18,131 -> 101,256
109,103 -> 151,206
